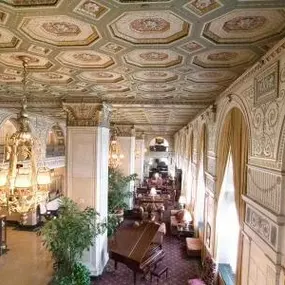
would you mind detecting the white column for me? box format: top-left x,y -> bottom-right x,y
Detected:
134,135 -> 145,182
117,127 -> 135,209
64,102 -> 111,276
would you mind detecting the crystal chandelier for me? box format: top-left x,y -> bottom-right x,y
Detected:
0,57 -> 51,224
108,128 -> 124,169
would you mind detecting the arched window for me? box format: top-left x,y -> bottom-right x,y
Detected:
215,108 -> 248,284
216,153 -> 239,283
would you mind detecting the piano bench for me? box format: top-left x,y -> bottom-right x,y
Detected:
150,265 -> 168,284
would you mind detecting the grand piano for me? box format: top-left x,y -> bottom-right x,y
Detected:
109,222 -> 165,285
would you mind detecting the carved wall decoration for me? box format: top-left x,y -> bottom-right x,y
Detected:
63,102 -> 111,127
254,61 -> 279,106
252,101 -> 279,159
247,167 -> 282,214
245,205 -> 278,249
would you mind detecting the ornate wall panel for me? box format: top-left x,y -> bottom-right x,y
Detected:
247,166 -> 283,214
245,205 -> 278,250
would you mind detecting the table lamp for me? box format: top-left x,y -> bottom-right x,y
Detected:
178,195 -> 186,209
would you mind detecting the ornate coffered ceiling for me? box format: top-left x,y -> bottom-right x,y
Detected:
0,0 -> 284,135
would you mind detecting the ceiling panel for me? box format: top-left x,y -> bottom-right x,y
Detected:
0,0 -> 284,134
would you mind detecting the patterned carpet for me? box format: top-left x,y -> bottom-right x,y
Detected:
94,227 -> 201,285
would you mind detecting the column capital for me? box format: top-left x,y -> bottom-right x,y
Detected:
63,102 -> 112,127
116,125 -> 136,137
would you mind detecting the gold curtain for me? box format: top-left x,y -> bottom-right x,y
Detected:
194,125 -> 206,221
197,125 -> 206,171
215,113 -> 231,199
215,108 -> 248,285
229,108 -> 248,285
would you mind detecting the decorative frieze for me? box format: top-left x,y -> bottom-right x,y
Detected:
247,166 -> 282,214
254,61 -> 279,106
251,99 -> 281,160
63,102 -> 111,127
245,205 -> 278,249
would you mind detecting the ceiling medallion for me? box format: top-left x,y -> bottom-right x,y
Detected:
130,18 -> 170,32
42,22 -> 81,36
0,52 -> 52,69
21,15 -> 99,46
207,51 -> 238,61
223,16 -> 266,32
79,71 -> 123,83
203,9 -> 285,44
56,50 -> 114,68
110,10 -> 190,44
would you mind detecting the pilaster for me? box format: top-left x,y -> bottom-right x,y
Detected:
117,125 -> 136,209
135,133 -> 145,182
64,102 -> 111,276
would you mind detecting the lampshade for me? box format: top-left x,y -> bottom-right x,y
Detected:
154,173 -> 159,178
178,195 -> 186,204
184,209 -> 192,223
37,167 -> 51,185
150,187 -> 157,196
0,169 -> 7,187
15,169 -> 31,188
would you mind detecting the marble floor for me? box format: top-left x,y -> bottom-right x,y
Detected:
0,227 -> 53,285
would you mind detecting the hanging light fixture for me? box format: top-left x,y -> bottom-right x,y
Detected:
0,57 -> 51,224
108,127 -> 124,169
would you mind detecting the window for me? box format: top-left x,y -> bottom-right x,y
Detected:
216,154 -> 239,284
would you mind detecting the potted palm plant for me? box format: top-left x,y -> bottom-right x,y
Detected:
107,167 -> 137,236
40,197 -> 106,285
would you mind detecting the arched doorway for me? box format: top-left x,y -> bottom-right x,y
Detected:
46,125 -> 65,157
215,107 -> 249,284
148,137 -> 170,179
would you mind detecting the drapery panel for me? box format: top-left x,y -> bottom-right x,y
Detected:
215,108 -> 248,285
194,125 -> 207,225
230,108 -> 248,285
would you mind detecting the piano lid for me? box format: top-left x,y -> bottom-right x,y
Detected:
109,222 -> 160,263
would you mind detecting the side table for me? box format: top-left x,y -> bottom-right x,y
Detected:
177,225 -> 194,239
